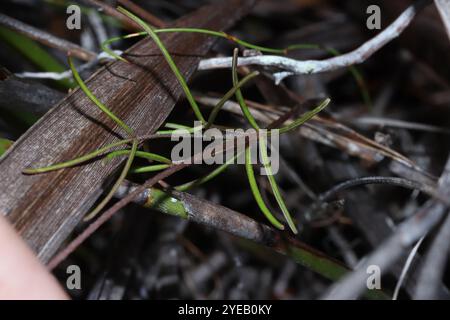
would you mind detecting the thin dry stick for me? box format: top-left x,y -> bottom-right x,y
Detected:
198,0 -> 430,83
392,236 -> 424,300
0,13 -> 96,61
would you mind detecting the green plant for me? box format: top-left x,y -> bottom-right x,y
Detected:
24,6 -> 330,232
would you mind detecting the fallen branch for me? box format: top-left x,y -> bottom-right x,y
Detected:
0,13 -> 96,61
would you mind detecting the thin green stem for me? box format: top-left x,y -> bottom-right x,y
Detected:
68,56 -> 134,136
232,48 -> 260,130
206,71 -> 260,129
23,139 -> 134,174
105,150 -> 171,164
323,47 -> 371,108
102,29 -> 370,108
101,29 -> 318,58
176,154 -> 239,191
130,164 -> 171,173
278,98 -> 330,134
117,7 -> 206,124
245,146 -> 284,230
259,138 -> 298,234
84,139 -> 138,221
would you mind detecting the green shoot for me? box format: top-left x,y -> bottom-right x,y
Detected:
206,71 -> 260,129
102,31 -> 370,107
259,137 -> 298,234
278,98 -> 331,134
130,164 -> 171,173
21,7 -> 334,233
175,154 -> 239,191
245,146 -> 284,230
324,47 -> 371,108
23,139 -> 134,174
83,139 -> 138,221
101,30 -> 318,60
104,150 -> 171,164
117,7 -> 206,124
232,48 -> 260,130
68,56 -> 134,136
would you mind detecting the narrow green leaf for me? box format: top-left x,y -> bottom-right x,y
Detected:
83,139 -> 138,221
232,48 -> 260,130
68,56 -> 134,136
130,164 -> 170,173
117,7 -> 206,124
259,137 -> 298,234
278,98 -> 330,134
23,138 -> 134,174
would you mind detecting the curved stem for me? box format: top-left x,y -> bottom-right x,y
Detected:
117,7 -> 206,124
105,150 -> 171,164
130,164 -> 170,173
23,139 -> 133,174
232,48 -> 260,130
206,71 -> 259,129
68,56 -> 134,136
84,139 -> 138,221
259,137 -> 298,234
245,146 -> 284,230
